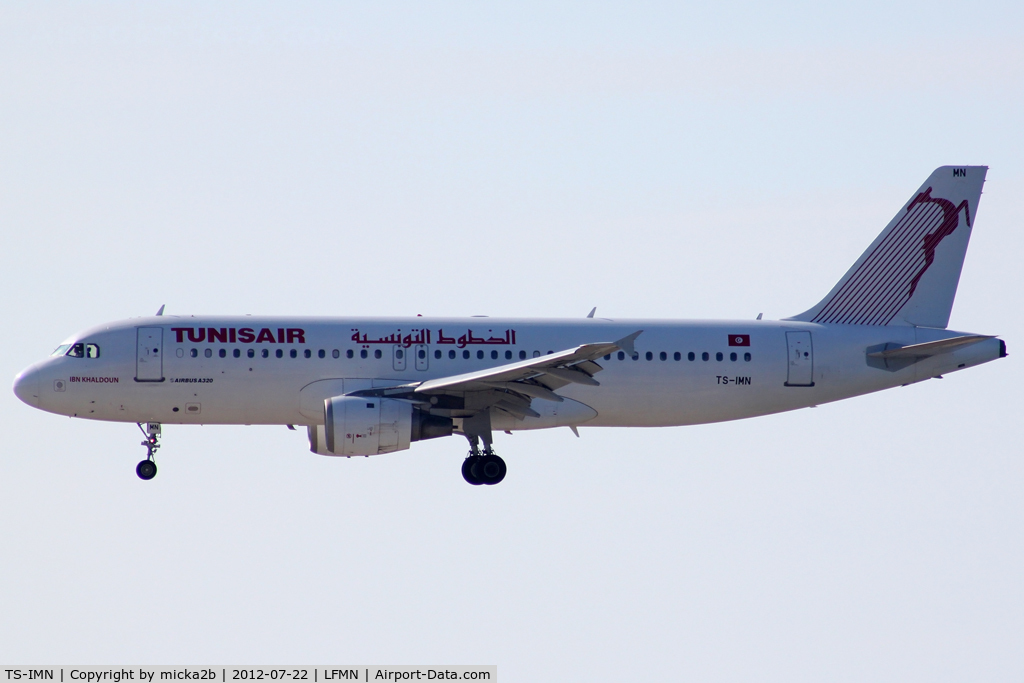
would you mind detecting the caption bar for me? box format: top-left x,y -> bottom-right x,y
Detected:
2,669 -> 495,683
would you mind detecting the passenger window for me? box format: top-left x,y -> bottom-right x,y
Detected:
419,349 -> 427,359
233,349 -> 241,358
617,351 -> 624,360
247,349 -> 255,358
333,350 -> 340,359
463,350 -> 470,359
176,348 -> 184,358
274,349 -> 282,358
317,349 -> 324,359
674,352 -> 681,361
219,349 -> 226,358
449,350 -> 456,359
730,352 -> 737,361
262,349 -> 269,358
85,343 -> 100,358
744,352 -> 752,362
688,352 -> 695,361
190,348 -> 199,358
646,351 -> 653,361
67,343 -> 85,358
477,350 -> 484,359
205,349 -> 213,358
702,352 -> 709,361
533,351 -> 541,358
604,354 -> 611,361
505,350 -> 512,360
519,350 -> 527,360
374,349 -> 382,359
396,349 -> 404,359
360,349 -> 368,359
716,352 -> 723,361
632,353 -> 639,361
659,351 -> 667,361
491,350 -> 498,360
290,349 -> 298,359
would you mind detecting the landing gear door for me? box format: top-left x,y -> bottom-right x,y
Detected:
785,331 -> 814,387
136,327 -> 164,382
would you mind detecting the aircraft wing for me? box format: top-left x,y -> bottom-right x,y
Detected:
416,331 -> 641,394
351,330 -> 642,419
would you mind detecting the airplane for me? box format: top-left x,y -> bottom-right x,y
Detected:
13,166 -> 1006,485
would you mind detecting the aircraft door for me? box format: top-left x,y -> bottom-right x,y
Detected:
393,345 -> 407,371
415,344 -> 429,371
136,327 -> 164,382
784,331 -> 814,387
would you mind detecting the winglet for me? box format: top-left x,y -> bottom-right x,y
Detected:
155,304 -> 165,316
614,330 -> 643,357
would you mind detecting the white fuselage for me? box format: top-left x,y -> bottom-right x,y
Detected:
13,315 -> 1003,431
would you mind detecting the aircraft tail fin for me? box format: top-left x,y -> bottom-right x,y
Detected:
788,166 -> 987,328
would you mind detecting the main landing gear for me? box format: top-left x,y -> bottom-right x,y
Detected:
136,422 -> 161,481
460,410 -> 507,485
462,450 -> 507,486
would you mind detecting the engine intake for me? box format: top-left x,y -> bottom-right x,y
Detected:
316,395 -> 452,456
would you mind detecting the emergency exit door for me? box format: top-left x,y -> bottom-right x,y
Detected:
784,331 -> 814,387
136,327 -> 164,382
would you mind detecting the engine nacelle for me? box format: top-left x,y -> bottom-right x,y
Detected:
316,395 -> 453,456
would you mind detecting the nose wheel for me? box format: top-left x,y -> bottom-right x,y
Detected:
136,422 -> 161,480
136,459 -> 158,480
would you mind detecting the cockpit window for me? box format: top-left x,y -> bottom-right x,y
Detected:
52,344 -> 71,357
62,343 -> 99,358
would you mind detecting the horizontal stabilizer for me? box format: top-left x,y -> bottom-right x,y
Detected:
867,335 -> 994,360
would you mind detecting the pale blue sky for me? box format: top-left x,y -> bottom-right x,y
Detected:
1,3 -> 1022,680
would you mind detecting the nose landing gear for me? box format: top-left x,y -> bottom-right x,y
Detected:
136,422 -> 161,480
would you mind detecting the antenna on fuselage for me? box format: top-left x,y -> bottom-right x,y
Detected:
155,304 -> 165,316
587,307 -> 596,318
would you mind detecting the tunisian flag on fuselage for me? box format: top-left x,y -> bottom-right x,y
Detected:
728,334 -> 750,346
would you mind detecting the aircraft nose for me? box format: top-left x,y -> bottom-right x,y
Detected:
13,367 -> 40,407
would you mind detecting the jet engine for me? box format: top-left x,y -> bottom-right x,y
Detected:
310,395 -> 453,456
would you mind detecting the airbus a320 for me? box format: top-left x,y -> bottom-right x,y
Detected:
14,166 -> 1005,485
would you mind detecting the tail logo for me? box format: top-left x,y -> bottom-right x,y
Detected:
810,187 -> 972,325
905,189 -> 971,300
